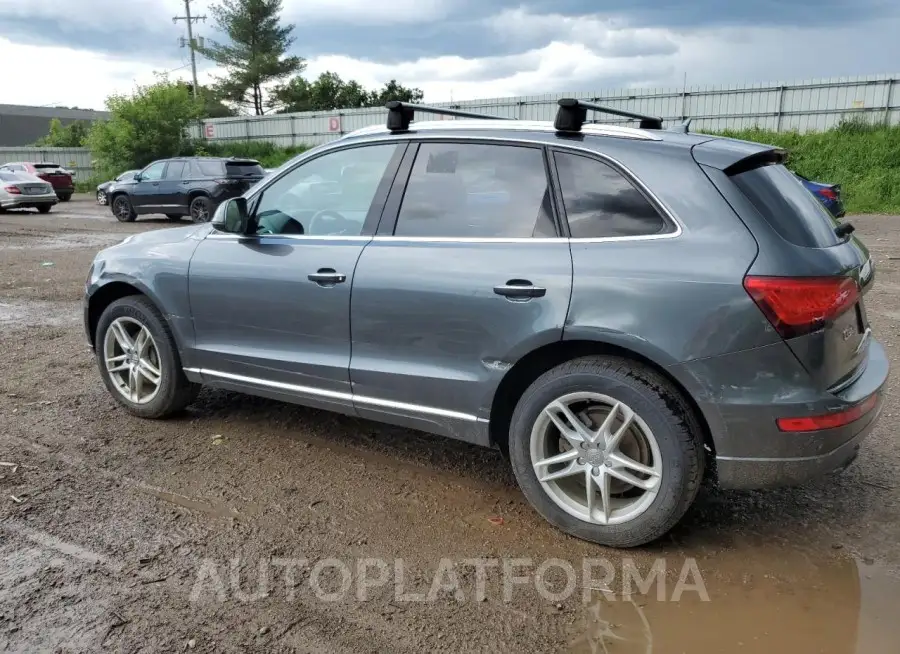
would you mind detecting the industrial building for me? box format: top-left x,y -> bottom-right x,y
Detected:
0,104 -> 109,146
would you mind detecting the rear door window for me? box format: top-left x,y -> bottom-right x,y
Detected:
394,142 -> 557,238
553,151 -> 670,238
731,163 -> 840,248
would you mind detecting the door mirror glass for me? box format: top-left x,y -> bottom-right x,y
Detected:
212,197 -> 250,234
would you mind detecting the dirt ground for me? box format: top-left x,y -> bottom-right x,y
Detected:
1,195 -> 899,653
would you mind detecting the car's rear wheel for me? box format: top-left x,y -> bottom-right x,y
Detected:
112,195 -> 136,222
508,356 -> 704,548
97,190 -> 107,205
59,194 -> 72,202
95,296 -> 200,419
189,196 -> 211,222
37,205 -> 52,214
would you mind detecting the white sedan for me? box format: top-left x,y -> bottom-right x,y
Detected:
0,171 -> 58,213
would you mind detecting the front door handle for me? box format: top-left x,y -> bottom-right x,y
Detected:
494,280 -> 546,299
308,268 -> 347,286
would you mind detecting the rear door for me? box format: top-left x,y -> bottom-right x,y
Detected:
348,140 -> 573,443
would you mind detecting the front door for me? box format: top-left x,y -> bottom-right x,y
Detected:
349,141 -> 573,442
187,142 -> 405,412
130,161 -> 167,213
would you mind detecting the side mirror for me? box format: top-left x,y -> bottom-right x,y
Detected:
133,173 -> 143,182
211,197 -> 251,234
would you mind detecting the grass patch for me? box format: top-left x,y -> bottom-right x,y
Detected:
711,119 -> 900,214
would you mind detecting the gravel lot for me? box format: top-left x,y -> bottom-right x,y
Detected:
1,196 -> 899,653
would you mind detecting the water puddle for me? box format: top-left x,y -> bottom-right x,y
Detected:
568,548 -> 899,653
0,300 -> 80,327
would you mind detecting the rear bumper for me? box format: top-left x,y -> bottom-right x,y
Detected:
672,337 -> 889,490
1,194 -> 58,208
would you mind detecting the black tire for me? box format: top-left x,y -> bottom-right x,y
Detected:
59,194 -> 72,202
508,356 -> 704,548
189,195 -> 211,223
37,205 -> 52,214
95,296 -> 200,419
165,214 -> 182,221
112,195 -> 136,222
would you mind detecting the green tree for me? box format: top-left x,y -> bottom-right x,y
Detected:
199,0 -> 303,115
179,81 -> 238,118
35,118 -> 91,147
87,77 -> 200,174
271,73 -> 424,113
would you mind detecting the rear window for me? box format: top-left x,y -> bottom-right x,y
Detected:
732,163 -> 840,248
0,172 -> 26,182
225,161 -> 264,177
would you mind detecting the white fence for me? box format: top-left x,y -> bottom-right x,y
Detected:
0,147 -> 94,178
192,74 -> 900,147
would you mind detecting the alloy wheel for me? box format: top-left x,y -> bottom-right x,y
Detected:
190,198 -> 210,222
530,392 -> 662,526
113,197 -> 131,221
97,191 -> 107,205
103,317 -> 162,405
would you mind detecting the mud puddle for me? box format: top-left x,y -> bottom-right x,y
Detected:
568,546 -> 900,653
0,299 -> 80,327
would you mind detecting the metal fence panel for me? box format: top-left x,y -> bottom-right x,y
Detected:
189,74 -> 900,146
0,146 -> 94,178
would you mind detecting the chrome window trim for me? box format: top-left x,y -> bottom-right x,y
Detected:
186,368 -> 483,423
230,133 -> 683,243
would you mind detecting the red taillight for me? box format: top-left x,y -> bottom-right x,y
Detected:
4,185 -> 21,194
743,275 -> 859,338
777,394 -> 878,432
818,187 -> 838,201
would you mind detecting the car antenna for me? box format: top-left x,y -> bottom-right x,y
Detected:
385,101 -> 512,132
669,118 -> 693,133
554,98 -> 663,133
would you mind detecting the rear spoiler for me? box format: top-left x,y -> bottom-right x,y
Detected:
692,137 -> 787,175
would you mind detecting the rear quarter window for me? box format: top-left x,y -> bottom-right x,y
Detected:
226,162 -> 264,176
731,163 -> 840,248
196,161 -> 226,176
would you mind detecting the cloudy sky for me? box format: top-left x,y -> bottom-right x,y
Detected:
1,0 -> 898,111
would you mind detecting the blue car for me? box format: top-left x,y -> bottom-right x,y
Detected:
795,172 -> 845,218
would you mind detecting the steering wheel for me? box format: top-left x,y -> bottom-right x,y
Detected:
308,209 -> 352,235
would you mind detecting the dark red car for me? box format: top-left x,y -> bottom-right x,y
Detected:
0,162 -> 74,201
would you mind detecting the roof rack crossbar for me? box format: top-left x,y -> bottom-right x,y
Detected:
554,98 -> 663,132
385,100 -> 512,131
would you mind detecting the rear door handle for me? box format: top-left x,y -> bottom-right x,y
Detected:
308,268 -> 347,286
494,280 -> 546,299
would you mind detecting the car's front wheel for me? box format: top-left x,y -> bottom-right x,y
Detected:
509,356 -> 704,548
189,196 -> 211,222
97,190 -> 107,205
95,296 -> 200,418
112,195 -> 136,222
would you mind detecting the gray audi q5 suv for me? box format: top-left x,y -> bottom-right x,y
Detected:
83,100 -> 888,547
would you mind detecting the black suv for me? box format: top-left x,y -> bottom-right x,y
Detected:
108,156 -> 265,223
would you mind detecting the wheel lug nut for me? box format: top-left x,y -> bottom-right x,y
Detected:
592,467 -> 600,476
577,458 -> 585,465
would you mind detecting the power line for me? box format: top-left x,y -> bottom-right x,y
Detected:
172,0 -> 206,99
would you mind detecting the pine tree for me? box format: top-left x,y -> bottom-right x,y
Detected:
199,0 -> 304,115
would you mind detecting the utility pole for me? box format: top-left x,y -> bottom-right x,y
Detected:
173,0 -> 206,100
